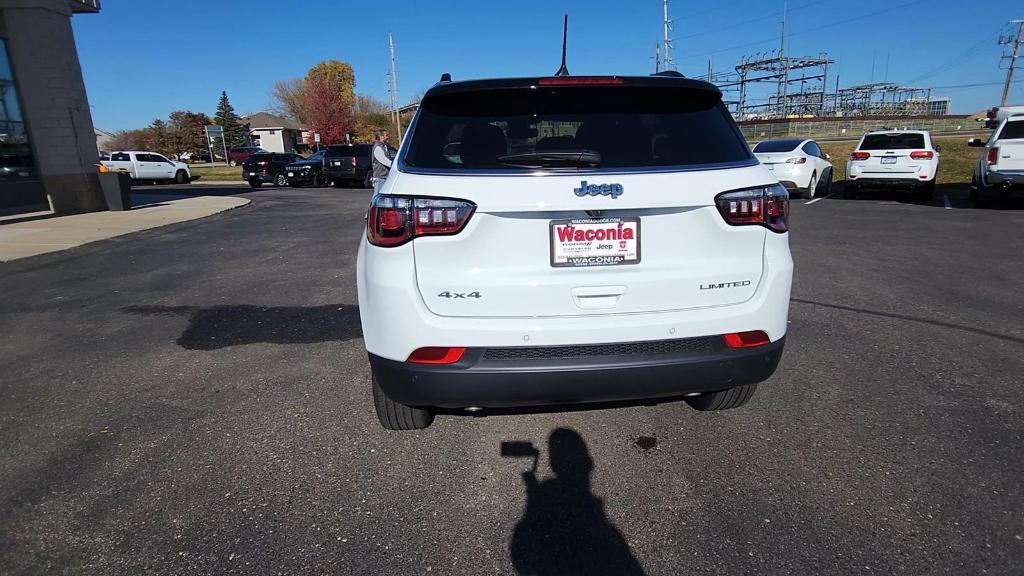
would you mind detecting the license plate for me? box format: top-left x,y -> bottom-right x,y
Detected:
249,172 -> 257,176
550,218 -> 640,267
287,172 -> 294,177
881,157 -> 897,164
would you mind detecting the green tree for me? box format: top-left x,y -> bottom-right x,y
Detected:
214,91 -> 249,149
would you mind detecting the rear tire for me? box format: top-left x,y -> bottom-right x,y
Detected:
685,384 -> 758,411
814,170 -> 832,198
248,179 -> 262,189
363,171 -> 373,189
372,374 -> 434,430
918,180 -> 936,202
802,172 -> 817,199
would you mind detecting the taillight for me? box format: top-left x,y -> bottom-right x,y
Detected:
367,194 -> 475,247
723,331 -> 771,349
987,147 -> 999,166
407,347 -> 466,364
909,151 -> 933,160
987,107 -> 998,119
350,157 -> 357,166
850,152 -> 870,160
714,184 -> 788,233
785,157 -> 807,164
257,160 -> 268,166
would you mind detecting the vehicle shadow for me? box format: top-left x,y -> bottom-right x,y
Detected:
121,304 -> 362,350
833,181 -> 1024,210
505,428 -> 648,576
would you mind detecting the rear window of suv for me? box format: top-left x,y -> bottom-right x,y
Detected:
402,85 -> 751,171
997,120 -> 1024,140
326,145 -> 371,158
859,133 -> 925,150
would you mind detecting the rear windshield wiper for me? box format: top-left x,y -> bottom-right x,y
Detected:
497,149 -> 601,168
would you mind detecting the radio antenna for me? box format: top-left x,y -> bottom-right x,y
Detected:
555,14 -> 570,76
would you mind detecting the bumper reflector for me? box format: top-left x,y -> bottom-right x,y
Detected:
407,347 -> 466,364
723,331 -> 771,349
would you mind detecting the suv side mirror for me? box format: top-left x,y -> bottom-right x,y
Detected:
967,138 -> 985,147
823,153 -> 831,160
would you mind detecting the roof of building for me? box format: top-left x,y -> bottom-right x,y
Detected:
243,112 -> 306,131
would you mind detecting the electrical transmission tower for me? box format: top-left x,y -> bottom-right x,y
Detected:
999,19 -> 1024,107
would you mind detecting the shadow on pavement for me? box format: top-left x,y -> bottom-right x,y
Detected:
791,298 -> 1024,345
121,304 -> 361,350
834,181 -> 1024,210
506,428 -> 647,576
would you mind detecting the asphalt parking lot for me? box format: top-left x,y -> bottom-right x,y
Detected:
1,183 -> 1022,575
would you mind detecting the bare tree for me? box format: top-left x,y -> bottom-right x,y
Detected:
269,78 -> 307,124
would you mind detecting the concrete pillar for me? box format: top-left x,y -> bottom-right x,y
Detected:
1,0 -> 104,213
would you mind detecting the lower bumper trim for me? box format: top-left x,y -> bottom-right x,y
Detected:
369,336 -> 786,408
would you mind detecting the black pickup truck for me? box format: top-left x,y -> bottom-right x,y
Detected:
323,144 -> 397,188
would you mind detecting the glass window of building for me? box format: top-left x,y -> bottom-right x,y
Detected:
0,39 -> 36,181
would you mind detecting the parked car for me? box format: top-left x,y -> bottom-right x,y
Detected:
284,150 -> 328,187
241,152 -> 304,188
102,151 -> 191,184
358,72 -> 792,430
969,114 -> 1024,207
227,146 -> 266,167
845,130 -> 939,199
752,138 -> 833,198
983,105 -> 1024,129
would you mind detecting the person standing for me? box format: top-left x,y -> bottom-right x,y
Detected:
370,129 -> 393,193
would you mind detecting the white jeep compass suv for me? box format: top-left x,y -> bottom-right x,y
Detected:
357,73 -> 793,430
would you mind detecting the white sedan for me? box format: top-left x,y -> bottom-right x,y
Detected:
752,138 -> 833,198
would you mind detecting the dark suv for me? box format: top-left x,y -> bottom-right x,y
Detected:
284,150 -> 328,187
242,152 -> 304,188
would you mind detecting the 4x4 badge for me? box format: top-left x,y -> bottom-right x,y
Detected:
574,181 -> 624,199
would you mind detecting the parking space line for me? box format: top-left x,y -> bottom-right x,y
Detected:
943,195 -> 952,209
804,193 -> 832,205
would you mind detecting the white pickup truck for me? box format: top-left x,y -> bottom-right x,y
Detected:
102,151 -> 191,184
983,105 -> 1024,129
969,114 -> 1024,207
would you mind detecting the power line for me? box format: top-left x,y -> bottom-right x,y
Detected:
680,0 -> 928,61
678,0 -> 823,41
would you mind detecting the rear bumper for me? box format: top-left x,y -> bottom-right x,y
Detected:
324,167 -> 358,180
849,177 -> 932,190
370,336 -> 785,408
244,169 -> 272,182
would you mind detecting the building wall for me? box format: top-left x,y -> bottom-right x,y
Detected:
0,0 -> 103,212
250,128 -> 300,153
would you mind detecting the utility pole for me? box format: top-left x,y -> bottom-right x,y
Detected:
653,43 -> 660,73
663,0 -> 674,70
1000,20 -> 1024,107
388,32 -> 402,143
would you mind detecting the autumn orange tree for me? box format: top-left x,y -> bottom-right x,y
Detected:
304,60 -> 356,145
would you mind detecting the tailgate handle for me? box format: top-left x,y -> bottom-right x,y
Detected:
571,286 -> 626,310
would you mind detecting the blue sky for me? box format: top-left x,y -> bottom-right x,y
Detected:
74,0 -> 1023,131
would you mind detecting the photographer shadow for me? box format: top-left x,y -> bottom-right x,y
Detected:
507,428 -> 647,576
